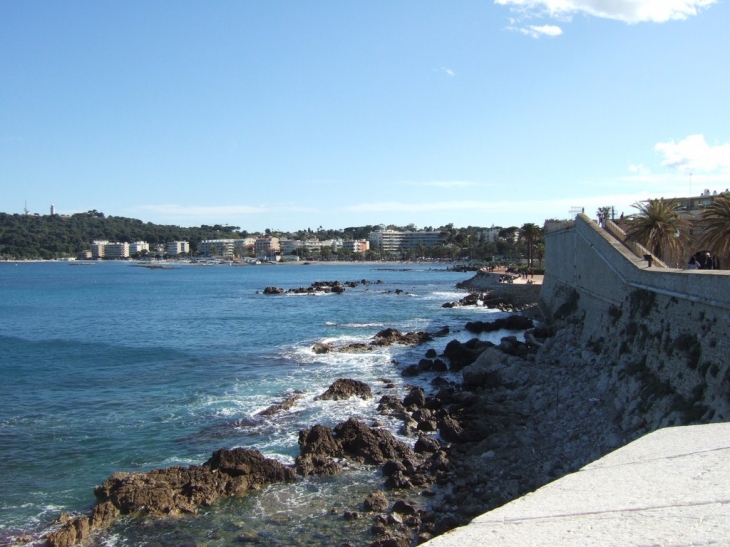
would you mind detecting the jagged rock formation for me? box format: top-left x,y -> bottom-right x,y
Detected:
45,448 -> 296,547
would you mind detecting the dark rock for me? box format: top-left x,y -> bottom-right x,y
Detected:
49,447 -> 297,547
414,436 -> 440,454
370,535 -> 412,547
315,379 -> 373,401
384,471 -> 413,489
432,359 -> 448,372
403,387 -> 426,408
263,286 -> 285,294
294,453 -> 342,477
417,359 -> 434,372
339,343 -> 369,353
438,416 -> 465,443
387,512 -> 403,524
401,365 -> 420,377
425,348 -> 437,358
465,315 -> 534,333
334,418 -> 415,465
257,393 -> 302,416
298,424 -> 341,458
377,395 -> 406,415
417,420 -> 437,432
364,491 -> 389,512
392,500 -> 417,515
442,339 -> 485,371
343,511 -> 360,520
371,329 -> 433,347
312,342 -> 333,354
412,409 -> 432,422
381,459 -> 407,477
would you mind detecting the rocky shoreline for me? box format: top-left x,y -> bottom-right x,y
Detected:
28,275 -> 661,547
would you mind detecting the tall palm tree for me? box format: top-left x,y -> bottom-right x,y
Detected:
699,193 -> 730,260
519,223 -> 543,267
624,199 -> 690,260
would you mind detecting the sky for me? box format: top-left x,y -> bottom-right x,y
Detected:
2,0 -> 729,232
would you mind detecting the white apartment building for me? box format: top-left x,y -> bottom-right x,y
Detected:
129,241 -> 149,255
166,241 -> 189,256
368,230 -> 443,254
199,239 -> 235,258
280,239 -> 302,255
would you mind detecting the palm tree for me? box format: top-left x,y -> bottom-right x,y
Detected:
624,199 -> 690,261
533,242 -> 545,268
698,193 -> 730,261
519,223 -> 543,267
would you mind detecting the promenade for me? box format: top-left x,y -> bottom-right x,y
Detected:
424,422 -> 730,546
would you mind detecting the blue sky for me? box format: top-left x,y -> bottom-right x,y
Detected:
2,0 -> 729,232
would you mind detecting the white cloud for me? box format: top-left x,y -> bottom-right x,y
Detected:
435,67 -> 455,77
654,134 -> 730,172
495,0 -> 718,24
518,24 -> 563,37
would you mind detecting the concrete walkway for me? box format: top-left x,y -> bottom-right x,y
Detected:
424,423 -> 730,546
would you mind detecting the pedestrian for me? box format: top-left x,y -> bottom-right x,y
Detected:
687,256 -> 699,270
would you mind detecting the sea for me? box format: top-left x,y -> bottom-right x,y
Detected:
0,261 -> 510,546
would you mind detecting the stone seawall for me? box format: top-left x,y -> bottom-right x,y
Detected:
540,213 -> 730,434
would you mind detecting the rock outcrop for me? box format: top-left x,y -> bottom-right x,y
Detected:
45,448 -> 296,547
315,379 -> 373,401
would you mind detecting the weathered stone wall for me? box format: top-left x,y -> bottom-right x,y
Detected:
540,214 -> 730,428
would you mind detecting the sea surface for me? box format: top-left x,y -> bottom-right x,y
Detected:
0,261 -> 511,546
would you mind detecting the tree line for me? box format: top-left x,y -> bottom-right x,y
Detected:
0,210 -> 545,263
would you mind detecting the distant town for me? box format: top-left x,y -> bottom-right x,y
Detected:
0,205 -> 543,264
7,188 -> 730,268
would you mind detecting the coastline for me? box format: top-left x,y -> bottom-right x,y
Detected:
7,268 -> 548,547
32,276 -> 544,547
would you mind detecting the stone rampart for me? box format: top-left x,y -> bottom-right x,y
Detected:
540,213 -> 730,426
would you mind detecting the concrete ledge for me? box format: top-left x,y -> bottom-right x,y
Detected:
424,423 -> 730,546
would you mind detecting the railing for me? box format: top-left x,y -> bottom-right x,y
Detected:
604,220 -> 668,268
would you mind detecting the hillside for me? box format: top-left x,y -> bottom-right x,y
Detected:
0,211 -> 244,259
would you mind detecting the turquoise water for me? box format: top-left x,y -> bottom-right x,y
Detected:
0,262 -> 504,545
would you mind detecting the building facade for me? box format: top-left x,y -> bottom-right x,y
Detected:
91,240 -> 109,259
342,240 -> 370,253
103,242 -> 130,259
199,239 -> 235,258
129,241 -> 149,255
166,241 -> 190,256
254,237 -> 280,257
368,230 -> 443,254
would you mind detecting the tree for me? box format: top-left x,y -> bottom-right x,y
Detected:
518,223 -> 542,267
533,243 -> 545,268
624,199 -> 690,261
699,193 -> 730,261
